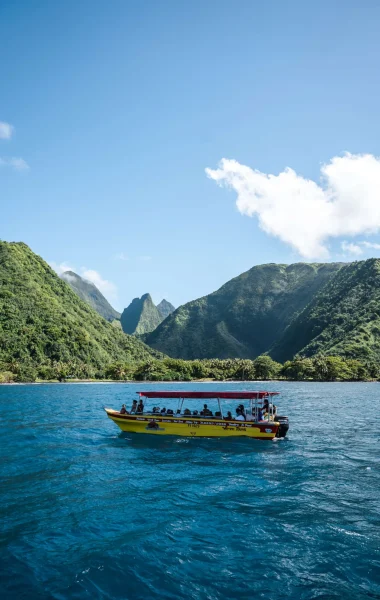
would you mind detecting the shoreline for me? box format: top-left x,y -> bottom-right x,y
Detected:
0,378 -> 378,385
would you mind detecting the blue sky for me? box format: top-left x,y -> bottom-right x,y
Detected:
1,0 -> 380,311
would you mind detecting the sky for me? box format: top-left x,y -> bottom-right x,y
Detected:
2,0 -> 380,311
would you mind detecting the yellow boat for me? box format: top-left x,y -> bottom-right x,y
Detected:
104,391 -> 289,440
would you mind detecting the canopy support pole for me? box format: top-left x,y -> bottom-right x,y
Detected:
218,398 -> 223,419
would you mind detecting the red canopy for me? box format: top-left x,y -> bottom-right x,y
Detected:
138,391 -> 279,400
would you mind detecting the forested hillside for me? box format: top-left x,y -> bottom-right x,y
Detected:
61,270 -> 121,322
0,242 -> 162,380
144,263 -> 344,359
271,259 -> 380,362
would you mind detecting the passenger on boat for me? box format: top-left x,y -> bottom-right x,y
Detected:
120,404 -> 127,414
224,411 -> 232,420
238,404 -> 246,419
184,408 -> 191,415
136,399 -> 144,413
263,399 -> 277,416
235,408 -> 245,421
152,406 -> 160,414
201,404 -> 212,416
131,399 -> 138,413
160,407 -> 166,414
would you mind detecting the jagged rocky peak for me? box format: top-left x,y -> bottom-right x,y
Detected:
157,299 -> 175,319
121,293 -> 163,335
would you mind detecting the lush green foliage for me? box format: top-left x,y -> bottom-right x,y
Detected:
61,270 -> 121,322
144,262 -> 344,359
1,244 -> 379,384
0,242 -> 163,379
99,355 -> 378,383
121,293 -> 164,335
145,260 -> 380,363
271,259 -> 380,362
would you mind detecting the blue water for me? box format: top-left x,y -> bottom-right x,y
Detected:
0,382 -> 379,600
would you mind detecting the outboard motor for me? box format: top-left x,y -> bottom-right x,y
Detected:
275,416 -> 289,438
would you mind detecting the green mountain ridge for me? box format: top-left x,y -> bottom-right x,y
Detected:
121,293 -> 163,335
157,299 -> 175,320
144,262 -> 353,359
270,259 -> 380,362
61,270 -> 121,322
0,241 -> 162,376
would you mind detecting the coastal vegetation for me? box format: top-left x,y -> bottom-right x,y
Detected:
1,355 -> 379,383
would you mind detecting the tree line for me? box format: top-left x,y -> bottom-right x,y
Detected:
1,354 -> 379,383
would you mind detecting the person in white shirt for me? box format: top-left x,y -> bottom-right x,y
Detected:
235,408 -> 245,421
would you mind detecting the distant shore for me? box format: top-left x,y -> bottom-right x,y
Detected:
0,378 -> 377,385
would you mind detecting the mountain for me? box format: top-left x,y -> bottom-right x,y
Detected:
270,259 -> 380,362
121,293 -> 164,335
61,270 -> 121,322
157,299 -> 175,320
0,242 -> 163,374
144,262 -> 345,359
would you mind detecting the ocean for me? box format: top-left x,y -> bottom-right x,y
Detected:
0,381 -> 379,599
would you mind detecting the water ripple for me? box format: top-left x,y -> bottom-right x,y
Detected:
0,382 -> 379,599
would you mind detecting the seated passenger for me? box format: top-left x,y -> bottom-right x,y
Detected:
235,408 -> 245,421
201,404 -> 212,416
160,407 -> 167,414
152,406 -> 160,414
176,409 -> 181,415
131,399 -> 138,413
192,410 -> 199,416
136,399 -> 144,413
120,404 -> 127,414
166,409 -> 174,415
224,411 -> 232,420
238,404 -> 246,419
184,408 -> 191,415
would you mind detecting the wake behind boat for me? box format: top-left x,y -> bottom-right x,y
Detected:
104,391 -> 289,439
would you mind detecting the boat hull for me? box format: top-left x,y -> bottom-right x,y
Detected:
105,409 -> 279,439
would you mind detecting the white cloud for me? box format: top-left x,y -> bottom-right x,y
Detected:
359,241 -> 380,250
0,157 -> 30,171
51,261 -> 117,302
49,261 -> 76,275
206,153 -> 380,259
81,268 -> 117,301
139,255 -> 152,261
61,271 -> 77,283
341,241 -> 363,256
114,252 -> 129,261
0,121 -> 13,139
